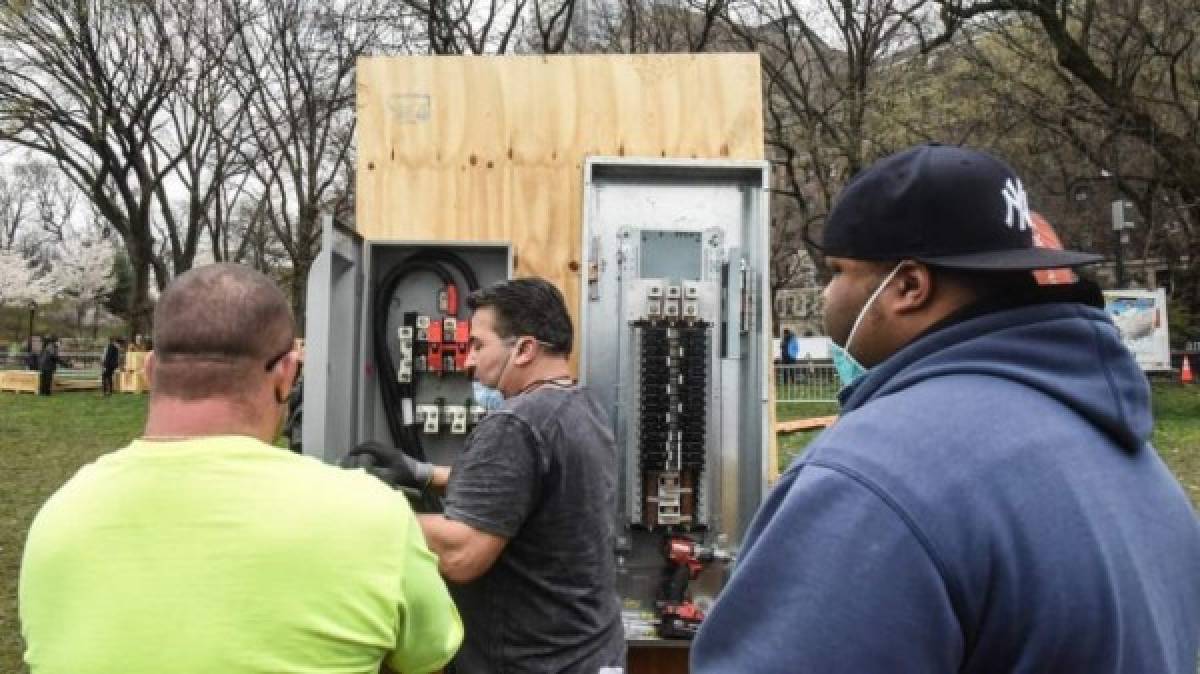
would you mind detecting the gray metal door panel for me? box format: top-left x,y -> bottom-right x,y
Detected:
303,215 -> 364,463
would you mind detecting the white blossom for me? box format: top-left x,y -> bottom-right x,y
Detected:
0,249 -> 53,306
44,233 -> 117,308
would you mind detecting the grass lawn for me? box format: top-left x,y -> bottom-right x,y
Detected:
0,392 -> 149,674
0,385 -> 1197,672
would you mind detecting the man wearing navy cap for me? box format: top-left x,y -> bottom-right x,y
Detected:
692,144 -> 1200,673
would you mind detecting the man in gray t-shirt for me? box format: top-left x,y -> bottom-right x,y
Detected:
358,278 -> 624,673
444,382 -> 623,672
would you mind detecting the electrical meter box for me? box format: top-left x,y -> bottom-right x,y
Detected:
579,157 -> 771,641
303,216 -> 512,467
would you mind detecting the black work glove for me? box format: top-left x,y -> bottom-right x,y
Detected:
340,441 -> 433,492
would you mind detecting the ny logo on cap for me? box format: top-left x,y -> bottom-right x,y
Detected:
1001,178 -> 1032,231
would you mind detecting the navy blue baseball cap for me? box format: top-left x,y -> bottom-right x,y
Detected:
818,144 -> 1103,270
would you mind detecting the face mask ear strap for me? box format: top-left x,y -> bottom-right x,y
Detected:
493,337 -> 518,390
844,261 -> 907,355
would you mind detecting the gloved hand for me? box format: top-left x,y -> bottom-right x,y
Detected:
340,441 -> 433,491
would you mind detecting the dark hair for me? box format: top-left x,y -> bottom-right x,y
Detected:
868,258 -> 1062,307
466,278 -> 573,355
152,263 -> 295,399
932,266 -> 1040,300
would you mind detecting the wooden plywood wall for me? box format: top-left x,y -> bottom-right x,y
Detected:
355,53 -> 764,320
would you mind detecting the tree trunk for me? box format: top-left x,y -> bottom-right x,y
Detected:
127,244 -> 156,340
291,256 -> 311,337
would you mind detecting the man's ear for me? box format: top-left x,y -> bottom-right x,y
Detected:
512,337 -> 537,366
890,261 -> 935,315
273,352 -> 299,404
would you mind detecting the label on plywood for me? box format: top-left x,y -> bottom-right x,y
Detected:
388,94 -> 430,124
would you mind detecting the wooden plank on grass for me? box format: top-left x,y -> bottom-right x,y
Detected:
0,370 -> 101,393
776,416 -> 838,434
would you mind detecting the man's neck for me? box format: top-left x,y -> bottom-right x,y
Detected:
143,397 -> 271,443
506,358 -> 573,397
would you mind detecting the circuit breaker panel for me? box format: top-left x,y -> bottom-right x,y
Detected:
629,274 -> 718,530
580,159 -> 771,641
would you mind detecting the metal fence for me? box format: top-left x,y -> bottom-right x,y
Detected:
0,352 -> 106,371
775,362 -> 840,403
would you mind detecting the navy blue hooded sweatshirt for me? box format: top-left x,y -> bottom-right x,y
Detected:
693,300 -> 1200,673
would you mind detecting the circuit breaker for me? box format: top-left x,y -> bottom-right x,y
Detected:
579,158 -> 771,641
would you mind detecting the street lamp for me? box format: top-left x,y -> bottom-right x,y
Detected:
1110,199 -> 1138,288
1069,177 -> 1136,288
26,300 -> 37,347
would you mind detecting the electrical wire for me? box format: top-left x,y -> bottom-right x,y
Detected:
372,251 -> 481,512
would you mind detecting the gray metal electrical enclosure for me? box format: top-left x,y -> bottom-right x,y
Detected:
303,215 -> 512,466
579,157 -> 771,639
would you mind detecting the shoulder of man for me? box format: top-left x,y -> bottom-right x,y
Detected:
504,383 -> 594,421
469,407 -> 544,448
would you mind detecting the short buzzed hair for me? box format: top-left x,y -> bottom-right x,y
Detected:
152,264 -> 295,400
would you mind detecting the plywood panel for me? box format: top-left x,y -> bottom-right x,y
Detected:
356,53 -> 764,335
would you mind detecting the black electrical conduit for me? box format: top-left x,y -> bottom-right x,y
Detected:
370,251 -> 480,511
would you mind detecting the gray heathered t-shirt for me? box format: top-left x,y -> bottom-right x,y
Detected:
443,383 -> 625,673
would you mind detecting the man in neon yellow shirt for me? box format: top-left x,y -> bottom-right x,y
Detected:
20,263 -> 462,674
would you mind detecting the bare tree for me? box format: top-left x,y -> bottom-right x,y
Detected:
0,0 -> 251,334
397,0 -> 529,54
720,0 -> 930,331
926,0 -> 1200,322
0,167 -> 31,250
570,0 -> 727,53
226,0 -> 384,325
0,161 -> 85,266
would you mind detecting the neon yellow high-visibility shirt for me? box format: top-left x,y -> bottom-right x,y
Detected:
20,436 -> 462,674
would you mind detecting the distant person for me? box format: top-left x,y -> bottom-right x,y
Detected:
780,328 -> 797,365
24,338 -> 38,371
692,144 -> 1200,673
100,336 -> 123,396
36,338 -> 69,396
779,328 -> 797,385
20,263 -> 462,674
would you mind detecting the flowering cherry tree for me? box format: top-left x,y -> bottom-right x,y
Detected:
44,233 -> 117,335
0,248 -> 53,307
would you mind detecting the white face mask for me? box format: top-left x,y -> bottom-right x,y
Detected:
829,262 -> 904,388
471,380 -> 505,410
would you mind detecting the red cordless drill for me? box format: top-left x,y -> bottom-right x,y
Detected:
657,537 -> 730,639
